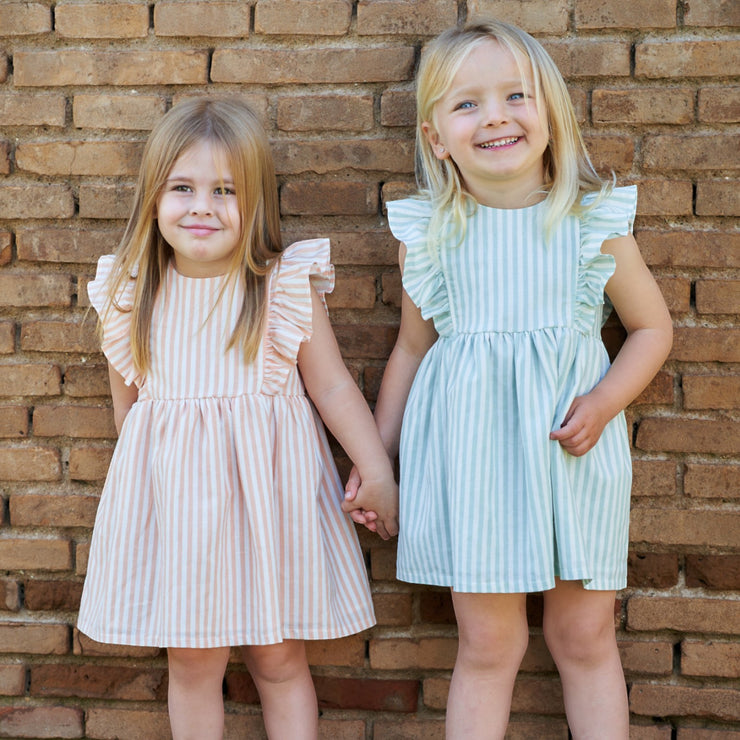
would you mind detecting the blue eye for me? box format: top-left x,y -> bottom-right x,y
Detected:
509,92 -> 526,101
456,101 -> 475,110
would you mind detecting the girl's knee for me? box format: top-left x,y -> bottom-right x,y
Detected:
242,641 -> 309,685
543,609 -> 615,665
167,647 -> 230,684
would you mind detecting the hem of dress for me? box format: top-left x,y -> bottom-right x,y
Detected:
77,615 -> 376,649
396,569 -> 626,593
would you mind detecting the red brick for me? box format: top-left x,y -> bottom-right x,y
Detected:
636,40 -> 740,78
631,460 -> 677,497
0,55 -> 6,84
0,322 -> 14,354
630,684 -> 740,723
511,677 -> 565,714
0,623 -> 69,654
0,3 -> 50,35
545,40 -> 631,77
256,0 -> 351,35
16,227 -> 121,264
30,663 -> 167,700
357,718 -> 446,740
670,328 -> 740,362
683,374 -> 740,409
73,631 -> 160,658
686,555 -> 740,590
23,579 -> 84,611
277,94 -> 373,132
627,596 -> 740,634
73,94 -> 166,130
419,590 -> 456,624
627,552 -> 679,588
370,545 -> 397,580
593,88 -> 694,125
381,89 -> 415,127
682,640 -> 740,678
280,181 -> 379,216
273,139 -> 414,175
314,675 -> 418,712
20,320 -> 99,353
0,231 -> 10,266
0,274 -> 72,308
56,1 -> 149,38
642,134 -> 738,171
14,50 -> 209,87
637,230 -> 740,268
381,271 -> 403,308
69,446 -> 113,480
16,140 -> 143,177
212,47 -> 415,84
10,494 -> 99,528
0,538 -> 72,571
0,92 -> 66,126
357,0 -> 458,35
685,1 -> 740,26
316,719 -> 367,739
0,447 -> 61,481
327,274 -> 377,310
632,371 -> 674,406
630,508 -> 740,548
699,86 -> 740,123
373,592 -> 412,626
0,706 -> 83,738
85,708 -> 171,739
0,406 -> 29,438
33,405 -> 116,439
0,363 -> 61,396
334,324 -> 398,359
75,543 -> 90,577
370,637 -> 457,670
469,0 -> 569,34
0,664 -> 25,695
576,0 -> 675,28
635,179 -> 694,216
305,635 -> 366,667
79,184 -> 136,219
685,464 -> 740,499
619,640 -> 673,675
636,418 -> 739,455
0,185 -> 74,219
677,731 -> 740,740
584,134 -> 635,174
697,180 -> 740,217
63,365 -> 111,397
155,0 -> 251,37
0,579 -> 21,612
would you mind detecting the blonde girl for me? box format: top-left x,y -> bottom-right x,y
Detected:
78,97 -> 398,740
345,19 -> 672,738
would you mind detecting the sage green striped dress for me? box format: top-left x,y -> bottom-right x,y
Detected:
387,186 -> 636,593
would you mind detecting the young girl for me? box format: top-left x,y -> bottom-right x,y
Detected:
77,96 -> 398,740
344,19 -> 672,738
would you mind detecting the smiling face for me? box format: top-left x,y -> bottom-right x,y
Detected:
422,39 -> 550,208
155,139 -> 242,278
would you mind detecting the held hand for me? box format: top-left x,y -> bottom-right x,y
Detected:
549,393 -> 610,457
343,467 -> 399,540
343,466 -> 379,532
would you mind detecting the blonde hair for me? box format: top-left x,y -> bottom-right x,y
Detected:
415,18 -> 610,251
101,96 -> 282,372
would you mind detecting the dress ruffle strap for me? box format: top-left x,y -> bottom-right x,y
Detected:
575,185 -> 637,334
387,198 -> 453,336
87,255 -> 144,388
262,238 -> 335,394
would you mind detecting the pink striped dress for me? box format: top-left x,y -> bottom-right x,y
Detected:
77,239 -> 375,648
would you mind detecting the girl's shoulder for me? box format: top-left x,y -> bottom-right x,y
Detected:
579,184 -> 637,230
87,254 -> 136,316
386,196 -> 434,253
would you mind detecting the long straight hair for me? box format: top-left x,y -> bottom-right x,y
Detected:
415,18 -> 610,253
100,97 -> 283,372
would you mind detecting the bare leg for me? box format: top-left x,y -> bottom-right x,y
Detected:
543,580 -> 628,739
241,640 -> 318,740
446,591 -> 529,739
167,646 -> 230,740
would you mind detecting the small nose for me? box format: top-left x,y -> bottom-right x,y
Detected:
189,189 -> 213,215
483,99 -> 507,126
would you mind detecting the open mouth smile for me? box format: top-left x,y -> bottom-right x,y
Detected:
479,137 -> 520,149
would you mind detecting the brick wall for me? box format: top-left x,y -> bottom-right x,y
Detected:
0,0 -> 738,737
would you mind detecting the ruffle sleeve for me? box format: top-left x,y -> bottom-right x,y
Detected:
262,238 -> 335,394
387,197 -> 453,336
575,185 -> 637,334
87,254 -> 144,388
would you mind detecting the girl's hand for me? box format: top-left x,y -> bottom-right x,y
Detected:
343,466 -> 379,532
549,393 -> 610,457
342,467 -> 398,540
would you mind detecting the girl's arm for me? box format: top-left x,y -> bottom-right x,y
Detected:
342,243 -> 438,528
550,233 -> 673,456
108,364 -> 139,435
298,287 -> 399,540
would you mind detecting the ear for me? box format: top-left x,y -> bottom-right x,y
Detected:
421,121 -> 449,160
